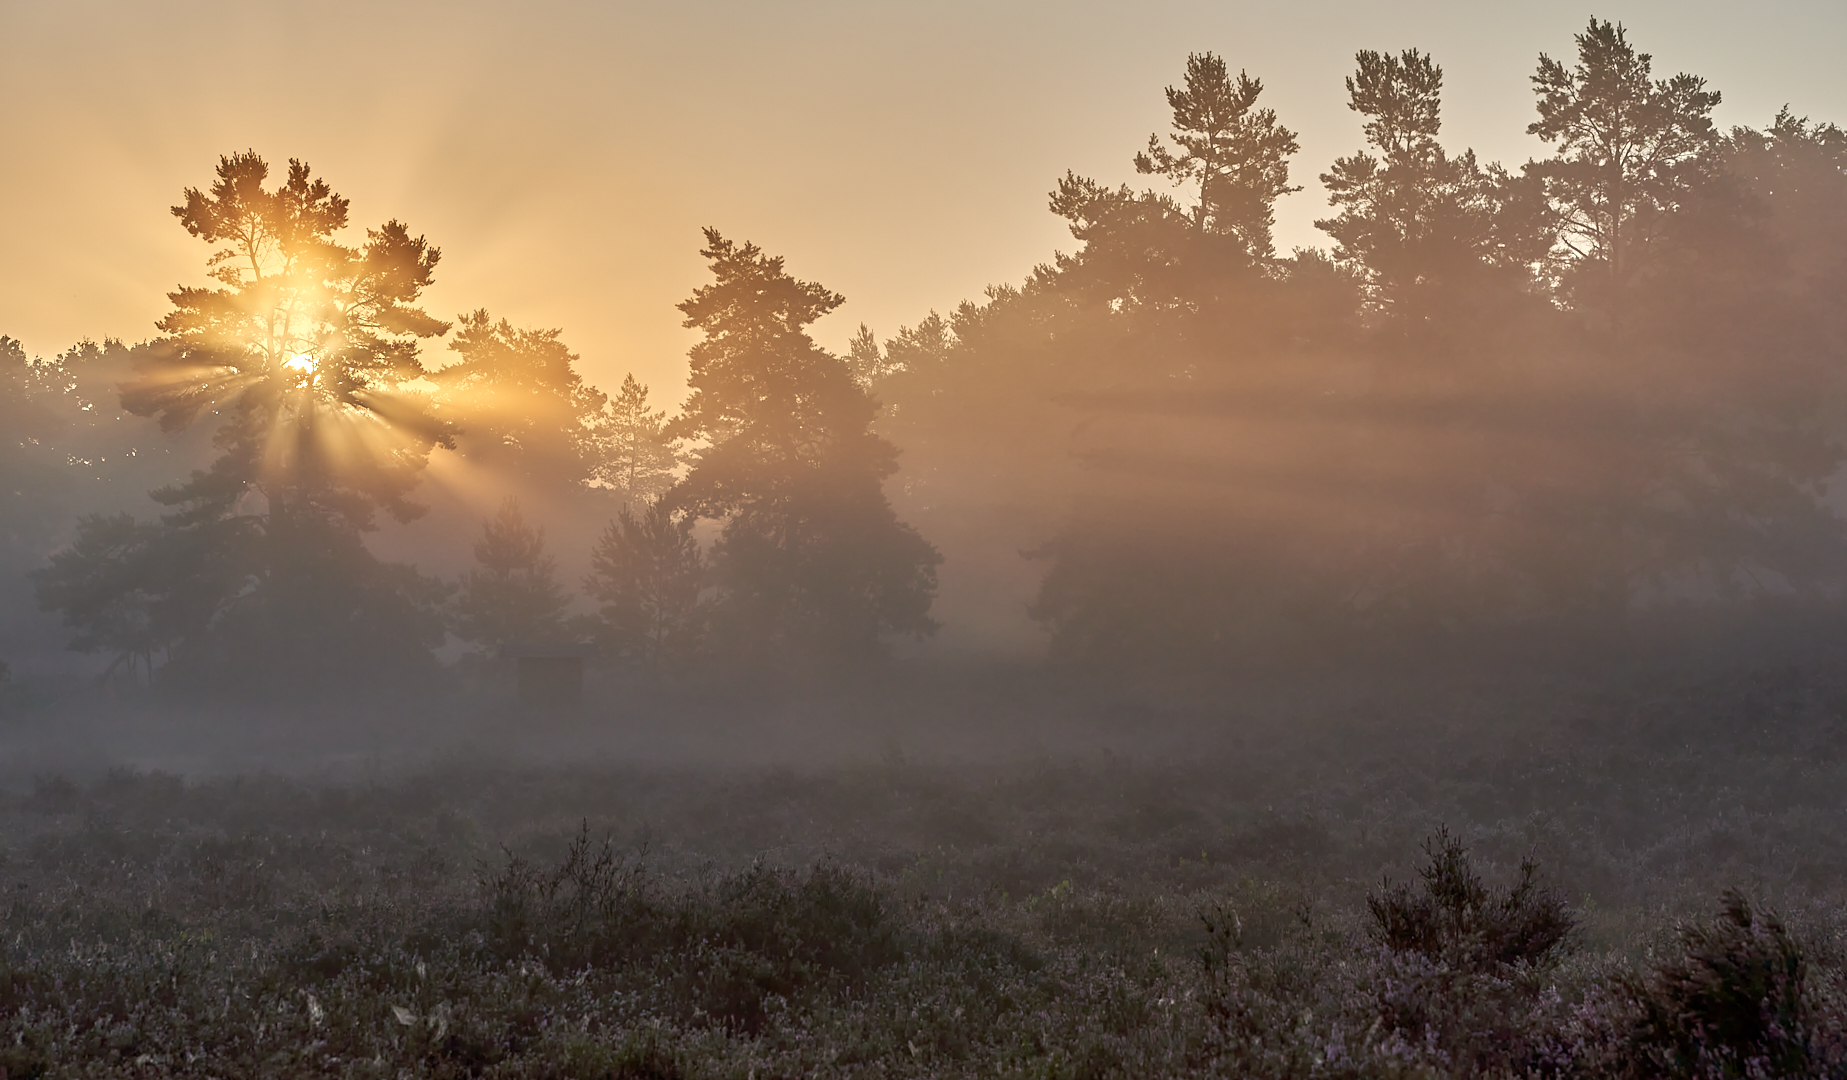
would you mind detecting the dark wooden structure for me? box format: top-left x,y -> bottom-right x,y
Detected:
499,642 -> 596,707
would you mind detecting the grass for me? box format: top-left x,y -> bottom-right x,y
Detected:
1,665 -> 1846,1076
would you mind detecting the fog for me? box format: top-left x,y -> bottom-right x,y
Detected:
3,17 -> 1847,1076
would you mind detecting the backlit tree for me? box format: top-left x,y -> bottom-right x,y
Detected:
585,499 -> 705,673
125,151 -> 452,527
1528,19 -> 1721,295
1135,52 -> 1301,258
593,374 -> 680,503
37,152 -> 454,691
669,230 -> 940,668
431,311 -> 606,491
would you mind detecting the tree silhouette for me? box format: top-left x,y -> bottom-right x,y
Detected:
124,151 -> 452,528
1135,52 -> 1301,258
38,153 -> 456,692
455,498 -> 571,649
585,500 -> 706,673
845,324 -> 900,388
869,31 -> 1847,676
31,513 -> 174,684
592,374 -> 679,503
1,337 -> 67,587
669,230 -> 940,668
431,311 -> 606,490
1317,50 -> 1550,300
1528,19 -> 1721,296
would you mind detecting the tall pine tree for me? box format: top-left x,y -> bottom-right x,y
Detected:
1528,19 -> 1721,298
668,230 -> 940,668
1134,52 -> 1301,258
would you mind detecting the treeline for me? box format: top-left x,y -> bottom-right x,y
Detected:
6,18 -> 1847,693
860,21 -> 1847,673
3,171 -> 936,692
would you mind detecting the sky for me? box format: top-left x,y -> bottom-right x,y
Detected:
3,0 -> 1844,401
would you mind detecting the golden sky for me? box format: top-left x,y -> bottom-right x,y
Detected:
3,0 -> 1842,401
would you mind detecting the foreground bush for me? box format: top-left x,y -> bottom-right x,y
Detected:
1367,825 -> 1576,971
1623,890 -> 1835,1079
483,826 -> 901,1033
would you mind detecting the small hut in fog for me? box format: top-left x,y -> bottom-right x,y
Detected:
499,641 -> 596,707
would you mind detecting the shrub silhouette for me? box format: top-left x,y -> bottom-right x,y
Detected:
1366,826 -> 1575,969
1628,889 -> 1816,1080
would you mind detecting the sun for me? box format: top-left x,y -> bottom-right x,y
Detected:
285,353 -> 318,374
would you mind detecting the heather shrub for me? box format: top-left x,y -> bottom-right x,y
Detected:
482,822 -> 653,964
1367,826 -> 1576,971
480,825 -> 901,1033
1193,829 -> 1589,1078
1623,890 -> 1841,1080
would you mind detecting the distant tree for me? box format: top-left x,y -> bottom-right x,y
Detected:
1317,49 -> 1550,300
1045,172 -> 1202,313
669,230 -> 941,668
879,314 -> 955,383
585,499 -> 706,673
1527,19 -> 1721,295
592,374 -> 679,503
1041,55 -> 1304,323
32,512 -> 194,684
430,311 -> 606,490
1596,107 -> 1847,601
844,324 -> 895,388
1135,52 -> 1301,258
38,339 -> 220,506
0,337 -> 67,566
1721,108 -> 1847,265
455,498 -> 571,648
28,506 -> 440,693
183,512 -> 449,692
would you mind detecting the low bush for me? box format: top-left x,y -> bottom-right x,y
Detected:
481,824 -> 902,1033
1624,890 -> 1838,1079
1367,825 -> 1576,971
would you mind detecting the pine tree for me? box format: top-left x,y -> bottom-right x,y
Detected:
585,500 -> 705,673
56,153 -> 456,693
124,151 -> 451,529
1528,20 -> 1721,293
431,311 -> 607,490
1317,50 -> 1546,299
592,374 -> 679,503
455,498 -> 570,648
1134,52 -> 1301,258
844,324 -> 896,388
669,230 -> 940,667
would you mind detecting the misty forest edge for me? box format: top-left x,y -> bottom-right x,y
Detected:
3,17 -> 1847,693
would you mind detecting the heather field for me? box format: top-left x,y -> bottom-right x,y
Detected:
3,669 -> 1846,1078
